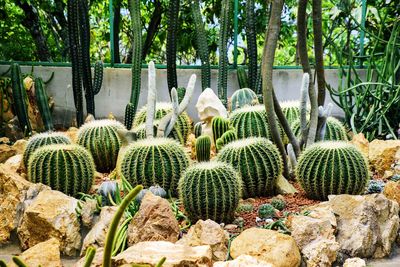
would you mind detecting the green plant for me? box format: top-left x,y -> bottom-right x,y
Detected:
23,132 -> 71,167
179,161 -> 242,223
217,137 -> 282,198
230,88 -> 259,112
236,203 -> 254,213
271,198 -> 286,211
196,135 -> 211,162
292,116 -> 348,141
237,66 -> 249,89
119,137 -> 190,196
365,180 -> 385,194
77,119 -> 126,172
296,141 -> 369,200
280,100 -> 301,127
229,105 -> 270,139
98,180 -> 118,206
177,87 -> 186,104
28,144 -> 95,197
245,0 -> 258,90
11,63 -> 31,135
166,0 -> 180,92
34,77 -> 53,131
193,122 -> 203,138
258,204 -> 276,219
211,116 -> 230,146
215,129 -> 237,151
132,119 -> 185,145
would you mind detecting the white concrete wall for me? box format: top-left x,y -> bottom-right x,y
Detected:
0,65 -> 355,127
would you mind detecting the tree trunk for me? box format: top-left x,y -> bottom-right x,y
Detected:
312,0 -> 325,106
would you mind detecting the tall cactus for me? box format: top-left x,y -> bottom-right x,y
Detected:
196,135 -> 211,162
237,66 -> 249,89
166,0 -> 180,93
34,77 -> 53,131
217,0 -> 233,107
245,0 -> 258,90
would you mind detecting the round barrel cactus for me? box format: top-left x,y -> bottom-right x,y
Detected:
119,137 -> 190,196
216,129 -> 237,151
178,161 -> 242,223
296,141 -> 369,200
230,88 -> 258,111
23,132 -> 71,167
77,119 -> 126,172
217,137 -> 282,198
292,116 -> 348,141
27,144 -> 95,197
229,105 -> 270,139
132,120 -> 185,145
280,100 -> 300,126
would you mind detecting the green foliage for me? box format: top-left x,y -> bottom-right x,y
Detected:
28,144 -> 95,197
258,204 -> 276,219
23,132 -> 71,167
193,121 -> 203,138
296,141 -> 369,200
34,77 -> 53,131
215,129 -> 237,151
271,198 -> 286,211
211,116 -> 230,146
217,137 -> 282,198
229,105 -> 270,139
292,116 -> 348,141
11,63 -> 31,135
196,135 -> 211,162
230,88 -> 259,112
119,137 -> 190,196
77,119 -> 126,172
178,161 -> 242,223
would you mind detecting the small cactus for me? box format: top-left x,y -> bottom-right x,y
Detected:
365,180 -> 385,194
258,204 -> 276,219
98,180 -> 118,206
196,135 -> 211,162
215,129 -> 237,151
230,88 -> 259,112
179,161 -> 242,223
271,198 -> 286,211
194,122 -> 203,138
211,116 -> 230,146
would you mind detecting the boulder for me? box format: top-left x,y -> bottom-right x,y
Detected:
383,181 -> 400,205
12,139 -> 27,155
9,238 -> 62,267
369,140 -> 400,175
196,88 -> 228,122
112,241 -> 213,267
127,192 -> 179,246
343,258 -> 366,267
350,133 -> 369,158
81,198 -> 100,228
213,255 -> 273,267
0,164 -> 49,244
4,154 -> 23,172
230,228 -> 301,267
17,190 -> 82,256
275,175 -> 298,195
177,219 -> 228,261
0,143 -> 17,163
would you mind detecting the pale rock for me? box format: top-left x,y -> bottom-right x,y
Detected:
196,88 -> 228,122
230,228 -> 301,267
177,219 -> 228,261
275,175 -> 298,195
12,139 -> 27,154
112,241 -> 213,267
224,224 -> 238,231
0,143 -> 17,163
9,238 -> 62,267
213,255 -> 272,267
81,198 -> 99,228
350,133 -> 369,158
343,257 -> 366,267
369,140 -> 400,175
383,181 -> 400,206
127,192 -> 179,246
306,202 -> 337,229
17,190 -> 82,256
4,154 -> 23,172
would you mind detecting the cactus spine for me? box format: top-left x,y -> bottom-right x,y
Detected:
194,122 -> 203,138
211,116 -> 230,146
34,77 -> 54,131
28,144 -> 95,197
245,0 -> 258,90
179,161 -> 242,222
291,116 -> 348,141
11,63 -> 32,135
237,66 -> 249,89
196,135 -> 211,162
217,137 -> 282,198
166,0 -> 180,92
296,141 -> 369,200
280,100 -> 301,127
230,88 -> 259,112
23,132 -> 72,167
229,105 -> 270,139
216,129 -> 237,151
77,119 -> 126,172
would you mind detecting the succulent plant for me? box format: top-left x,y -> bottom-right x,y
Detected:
34,77 -> 54,131
230,88 -> 259,112
211,116 -> 230,146
215,129 -> 237,151
77,119 -> 126,172
258,204 -> 276,219
296,141 -> 369,200
23,132 -> 71,167
132,119 -> 185,145
98,180 -> 118,206
194,122 -> 203,138
391,174 -> 400,182
196,135 -> 211,162
365,180 -> 385,194
28,144 -> 95,197
178,161 -> 242,223
292,116 -> 348,141
237,66 -> 249,89
280,100 -> 301,127
217,137 -> 282,198
271,198 -> 286,211
149,185 -> 167,198
236,203 -> 254,213
119,137 -> 190,196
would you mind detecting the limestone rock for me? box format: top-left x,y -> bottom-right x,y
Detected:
343,257 -> 366,267
177,219 -> 228,261
306,202 -> 337,229
17,190 -> 82,256
196,88 -> 227,122
383,181 -> 400,205
10,238 -> 62,267
81,198 -> 100,228
12,139 -> 27,154
350,133 -> 369,158
213,255 -> 272,267
4,154 -> 23,172
0,143 -> 17,163
112,241 -> 213,267
127,192 -> 179,246
369,140 -> 400,175
275,175 -> 298,195
230,228 -> 301,267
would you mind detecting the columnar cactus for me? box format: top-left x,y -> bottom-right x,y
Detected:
211,116 -> 230,145
217,137 -> 282,198
178,161 -> 242,222
291,116 -> 348,141
237,66 -> 249,89
230,88 -> 259,112
229,105 -> 270,139
296,141 -> 369,200
27,144 -> 95,197
77,119 -> 126,172
216,129 -> 237,151
194,122 -> 203,138
196,135 -> 211,162
118,137 -> 190,196
23,132 -> 72,167
34,77 -> 54,131
132,120 -> 185,145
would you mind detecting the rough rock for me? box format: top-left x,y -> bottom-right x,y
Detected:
9,238 -> 62,267
350,133 -> 369,158
75,247 -> 104,267
112,241 -> 213,267
343,257 -> 366,267
81,198 -> 100,228
196,88 -> 228,122
127,192 -> 179,246
369,140 -> 400,175
275,175 -> 298,195
230,228 -> 301,267
0,164 -> 49,244
4,154 -> 23,173
0,143 -> 17,163
213,255 -> 273,267
383,181 -> 400,205
177,219 -> 228,261
81,206 -> 117,256
17,190 -> 82,256
12,139 -> 27,154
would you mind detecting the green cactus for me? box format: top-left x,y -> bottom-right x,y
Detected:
280,100 -> 301,127
27,144 -> 95,197
177,87 -> 186,104
215,129 -> 237,151
34,77 -> 54,131
194,122 -> 203,138
132,119 -> 185,145
291,116 -> 348,141
217,137 -> 282,198
271,198 -> 286,211
124,103 -> 136,130
237,66 -> 249,89
77,119 -> 126,172
178,161 -> 242,222
196,135 -> 211,162
258,204 -> 276,219
296,141 -> 369,200
93,60 -> 104,95
23,132 -> 72,167
211,116 -> 230,146
166,0 -> 180,93
230,88 -> 259,112
229,105 -> 270,139
11,63 -> 32,135
119,137 -> 190,196
245,0 -> 257,90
